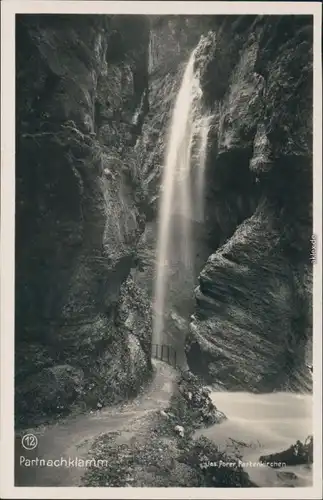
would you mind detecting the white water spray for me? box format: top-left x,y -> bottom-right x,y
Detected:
195,391 -> 313,487
153,49 -> 210,345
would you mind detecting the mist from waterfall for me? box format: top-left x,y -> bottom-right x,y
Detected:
152,48 -> 210,346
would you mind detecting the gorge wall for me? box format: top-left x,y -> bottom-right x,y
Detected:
15,14 -> 152,425
185,16 -> 313,392
15,14 -> 313,425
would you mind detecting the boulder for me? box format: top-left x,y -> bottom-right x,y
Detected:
18,364 -> 84,415
259,436 -> 313,467
174,425 -> 185,437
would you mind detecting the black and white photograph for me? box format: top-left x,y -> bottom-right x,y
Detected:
1,1 -> 322,498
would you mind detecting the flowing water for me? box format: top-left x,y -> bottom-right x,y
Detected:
195,390 -> 313,487
152,48 -> 210,346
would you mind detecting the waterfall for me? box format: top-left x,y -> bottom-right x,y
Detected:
152,48 -> 210,346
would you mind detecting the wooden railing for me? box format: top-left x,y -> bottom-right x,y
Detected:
151,343 -> 177,369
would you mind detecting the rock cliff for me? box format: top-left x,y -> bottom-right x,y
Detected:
185,15 -> 313,392
15,14 -> 152,425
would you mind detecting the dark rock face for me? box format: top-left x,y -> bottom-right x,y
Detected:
17,365 -> 84,418
185,16 -> 313,392
15,14 -> 152,425
259,436 -> 313,467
